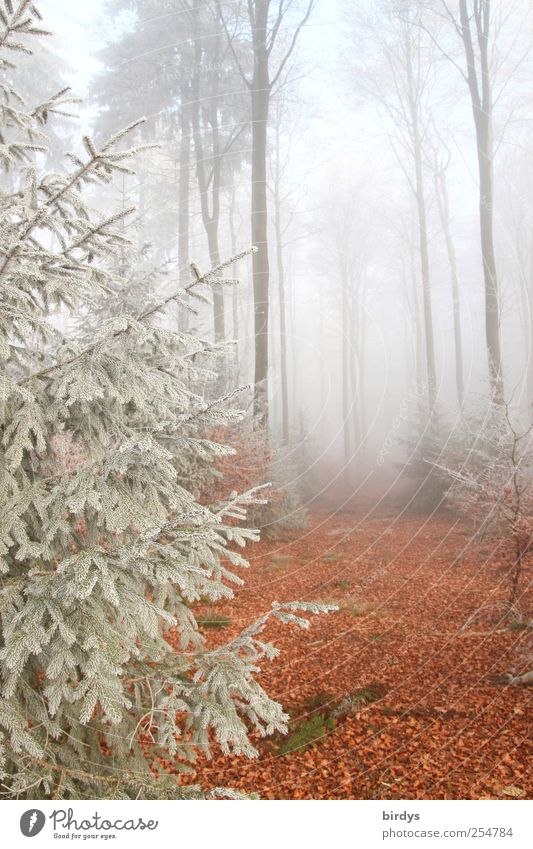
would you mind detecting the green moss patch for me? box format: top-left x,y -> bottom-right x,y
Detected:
278,712 -> 336,755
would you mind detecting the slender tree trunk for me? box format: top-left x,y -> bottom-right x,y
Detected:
406,36 -> 437,413
218,0 -> 313,425
272,138 -> 290,444
349,293 -> 360,455
251,94 -> 270,424
318,282 -> 326,443
478,145 -> 502,400
207,57 -> 225,345
290,277 -> 299,430
407,231 -> 425,395
511,221 -> 530,408
415,168 -> 436,409
356,284 -> 366,450
206,220 -> 225,342
528,243 -> 533,412
177,96 -> 191,333
191,34 -> 225,345
510,536 -> 522,607
434,164 -> 465,407
250,5 -> 270,426
341,272 -> 351,469
229,185 -> 239,388
459,0 -> 503,402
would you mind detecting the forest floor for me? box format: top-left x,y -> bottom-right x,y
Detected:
164,510 -> 533,800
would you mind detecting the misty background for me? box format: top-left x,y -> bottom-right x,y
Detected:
35,0 -> 533,512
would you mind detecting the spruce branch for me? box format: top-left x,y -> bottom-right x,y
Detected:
19,247 -> 257,385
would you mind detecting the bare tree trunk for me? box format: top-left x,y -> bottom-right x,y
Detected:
405,34 -> 437,412
191,31 -> 225,344
217,0 -> 314,427
318,282 -> 326,443
459,0 -> 503,402
229,185 -> 240,388
356,285 -> 366,450
272,127 -> 289,444
406,229 -> 425,395
349,294 -> 360,455
434,162 -> 465,407
205,217 -> 224,340
216,0 -> 314,426
178,95 -> 191,333
341,273 -> 351,470
528,243 -> 533,412
415,165 -> 436,410
250,6 -> 270,426
290,272 -> 299,432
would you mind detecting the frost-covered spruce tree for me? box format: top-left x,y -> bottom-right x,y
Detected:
0,1 -> 333,799
75,236 -> 235,504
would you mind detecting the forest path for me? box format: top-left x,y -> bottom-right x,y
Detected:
166,511 -> 532,799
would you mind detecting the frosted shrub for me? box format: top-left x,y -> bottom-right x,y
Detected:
434,402 -> 533,608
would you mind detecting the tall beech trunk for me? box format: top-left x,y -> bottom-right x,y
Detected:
434,162 -> 465,407
272,120 -> 289,444
318,282 -> 327,443
250,6 -> 270,425
459,0 -> 503,402
229,185 -> 240,388
177,93 -> 191,333
405,33 -> 437,413
529,244 -> 533,412
414,149 -> 437,411
355,286 -> 366,451
217,0 -> 314,427
191,30 -> 225,343
349,295 -> 360,454
407,232 -> 426,422
341,274 -> 351,469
